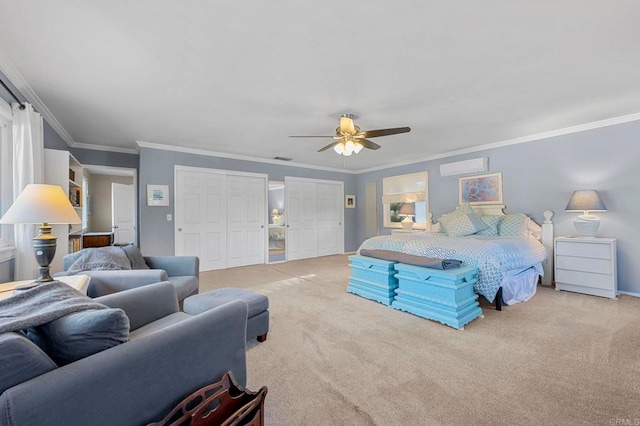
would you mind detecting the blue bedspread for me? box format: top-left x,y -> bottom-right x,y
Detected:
357,233 -> 547,302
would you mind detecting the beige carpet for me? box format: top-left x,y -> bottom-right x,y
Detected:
200,255 -> 640,426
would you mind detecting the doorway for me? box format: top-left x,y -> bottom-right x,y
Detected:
83,165 -> 137,245
268,181 -> 285,263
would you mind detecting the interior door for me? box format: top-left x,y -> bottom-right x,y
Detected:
227,175 -> 266,268
111,183 -> 135,244
175,170 -> 227,271
286,179 -> 316,261
316,182 -> 343,256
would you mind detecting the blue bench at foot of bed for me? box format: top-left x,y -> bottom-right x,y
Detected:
392,263 -> 482,330
347,255 -> 398,305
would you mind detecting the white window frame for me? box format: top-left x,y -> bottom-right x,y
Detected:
382,172 -> 429,230
0,97 -> 15,261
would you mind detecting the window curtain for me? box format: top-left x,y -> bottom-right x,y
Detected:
12,103 -> 44,280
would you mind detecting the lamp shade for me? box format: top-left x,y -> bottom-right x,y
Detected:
565,190 -> 607,213
271,209 -> 279,216
0,184 -> 81,225
398,203 -> 415,216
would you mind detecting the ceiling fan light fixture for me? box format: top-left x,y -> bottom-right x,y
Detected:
333,142 -> 345,155
344,140 -> 356,155
353,142 -> 363,154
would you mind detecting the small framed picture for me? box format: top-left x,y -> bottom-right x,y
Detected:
459,172 -> 503,205
345,195 -> 355,208
147,184 -> 170,206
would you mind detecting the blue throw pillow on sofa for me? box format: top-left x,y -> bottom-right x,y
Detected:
0,332 -> 58,394
27,308 -> 130,366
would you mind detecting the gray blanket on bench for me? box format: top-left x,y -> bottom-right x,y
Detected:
359,249 -> 462,270
0,281 -> 107,333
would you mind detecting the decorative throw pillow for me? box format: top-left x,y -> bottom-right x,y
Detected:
438,203 -> 487,237
0,332 -> 57,394
440,213 -> 487,237
122,244 -> 150,270
27,308 -> 130,366
475,215 -> 501,236
498,213 -> 530,237
66,246 -> 132,274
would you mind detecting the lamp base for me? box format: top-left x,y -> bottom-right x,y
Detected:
33,223 -> 57,283
400,216 -> 414,230
573,215 -> 600,238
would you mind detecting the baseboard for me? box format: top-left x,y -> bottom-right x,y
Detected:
617,290 -> 640,298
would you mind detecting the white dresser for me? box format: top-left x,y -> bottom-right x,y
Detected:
554,237 -> 617,298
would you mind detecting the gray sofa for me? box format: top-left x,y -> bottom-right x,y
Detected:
0,281 -> 248,426
56,251 -> 200,302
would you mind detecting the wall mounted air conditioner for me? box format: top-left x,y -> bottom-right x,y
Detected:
439,157 -> 488,177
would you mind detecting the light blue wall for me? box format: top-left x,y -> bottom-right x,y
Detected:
355,120 -> 640,294
138,147 -> 357,256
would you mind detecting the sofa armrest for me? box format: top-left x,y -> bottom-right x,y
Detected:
0,300 -> 248,426
144,256 -> 199,279
56,269 -> 170,297
94,282 -> 179,331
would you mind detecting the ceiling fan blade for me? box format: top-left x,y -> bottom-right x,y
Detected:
359,139 -> 381,150
339,116 -> 356,134
362,127 -> 411,138
317,141 -> 339,152
289,135 -> 336,138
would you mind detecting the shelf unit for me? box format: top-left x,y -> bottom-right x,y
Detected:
44,148 -> 84,274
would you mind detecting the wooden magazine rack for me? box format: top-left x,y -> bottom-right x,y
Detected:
148,371 -> 267,426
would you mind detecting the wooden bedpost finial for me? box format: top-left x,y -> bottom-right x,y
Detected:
543,210 -> 554,224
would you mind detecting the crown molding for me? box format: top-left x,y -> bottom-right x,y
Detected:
136,141 -> 357,174
354,112 -> 640,174
0,46 -> 77,147
72,141 -> 139,155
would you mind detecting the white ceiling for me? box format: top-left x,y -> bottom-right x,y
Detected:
1,1 -> 639,172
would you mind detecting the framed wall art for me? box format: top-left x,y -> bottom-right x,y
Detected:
147,184 -> 170,206
345,195 -> 355,208
459,172 -> 503,205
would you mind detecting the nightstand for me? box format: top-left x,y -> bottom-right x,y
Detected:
554,237 -> 617,298
391,229 -> 423,235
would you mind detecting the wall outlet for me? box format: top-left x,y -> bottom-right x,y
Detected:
167,214 -> 172,221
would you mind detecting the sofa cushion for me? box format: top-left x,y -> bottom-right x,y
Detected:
27,308 -> 130,366
122,244 -> 150,270
128,312 -> 192,341
0,332 -> 58,394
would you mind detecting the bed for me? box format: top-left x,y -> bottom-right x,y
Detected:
357,205 -> 554,309
268,224 -> 286,249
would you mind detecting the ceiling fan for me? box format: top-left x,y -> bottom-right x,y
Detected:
289,114 -> 411,156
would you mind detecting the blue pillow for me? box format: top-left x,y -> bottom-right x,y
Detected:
122,244 -> 150,270
28,308 -> 129,366
498,213 -> 530,237
439,203 -> 487,237
0,332 -> 57,394
475,215 -> 501,236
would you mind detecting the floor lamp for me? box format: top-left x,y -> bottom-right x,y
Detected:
0,184 -> 81,286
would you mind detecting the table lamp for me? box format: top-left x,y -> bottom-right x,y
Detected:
0,184 -> 81,284
398,203 -> 415,230
565,190 -> 607,238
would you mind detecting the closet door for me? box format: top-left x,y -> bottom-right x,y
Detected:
175,170 -> 227,271
227,175 -> 266,268
316,182 -> 343,256
286,179 -> 317,261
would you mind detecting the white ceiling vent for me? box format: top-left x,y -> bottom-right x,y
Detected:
440,157 -> 488,177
